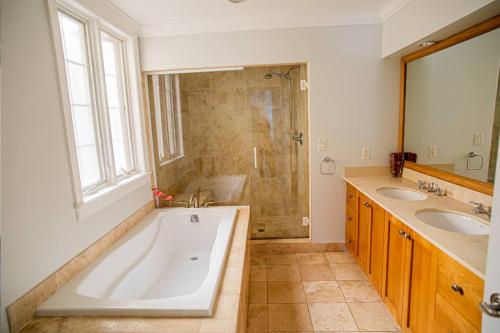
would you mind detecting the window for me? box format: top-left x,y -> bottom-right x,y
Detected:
147,74 -> 183,164
51,1 -> 148,219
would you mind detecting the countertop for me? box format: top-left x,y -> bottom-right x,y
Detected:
344,175 -> 489,279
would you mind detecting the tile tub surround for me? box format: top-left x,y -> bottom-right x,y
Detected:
344,174 -> 489,278
6,201 -> 155,333
247,250 -> 401,332
17,207 -> 251,333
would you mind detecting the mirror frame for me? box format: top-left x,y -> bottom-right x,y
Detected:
399,15 -> 500,196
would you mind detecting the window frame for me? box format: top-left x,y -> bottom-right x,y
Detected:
147,73 -> 184,166
48,0 -> 150,221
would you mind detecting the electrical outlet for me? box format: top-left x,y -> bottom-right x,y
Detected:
428,145 -> 437,158
473,132 -> 484,146
318,137 -> 327,151
361,147 -> 370,160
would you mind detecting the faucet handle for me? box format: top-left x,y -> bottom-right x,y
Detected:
469,200 -> 483,207
416,180 -> 427,190
202,201 -> 216,208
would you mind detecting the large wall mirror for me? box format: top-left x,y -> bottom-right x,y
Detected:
400,16 -> 500,195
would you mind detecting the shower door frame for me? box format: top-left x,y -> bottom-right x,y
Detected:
141,62 -> 313,241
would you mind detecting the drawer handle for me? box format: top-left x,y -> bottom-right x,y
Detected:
451,284 -> 464,295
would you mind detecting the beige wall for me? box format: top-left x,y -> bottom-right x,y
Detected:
139,25 -> 401,243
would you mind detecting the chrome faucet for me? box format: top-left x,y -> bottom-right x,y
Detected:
416,180 -> 445,196
469,201 -> 491,218
189,193 -> 200,208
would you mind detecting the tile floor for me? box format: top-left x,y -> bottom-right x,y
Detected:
247,250 -> 401,333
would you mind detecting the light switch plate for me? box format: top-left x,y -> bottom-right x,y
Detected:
361,147 -> 370,160
318,137 -> 327,151
428,145 -> 437,158
473,132 -> 484,146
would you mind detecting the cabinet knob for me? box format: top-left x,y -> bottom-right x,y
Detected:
399,230 -> 406,237
346,240 -> 352,244
346,217 -> 352,222
362,201 -> 372,208
451,284 -> 464,295
348,194 -> 353,199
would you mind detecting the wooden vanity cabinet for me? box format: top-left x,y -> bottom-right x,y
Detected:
344,183 -> 485,333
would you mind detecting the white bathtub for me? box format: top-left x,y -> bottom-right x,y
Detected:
37,207 -> 238,317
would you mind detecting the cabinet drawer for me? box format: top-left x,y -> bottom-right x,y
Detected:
434,294 -> 478,333
436,253 -> 484,330
346,183 -> 356,210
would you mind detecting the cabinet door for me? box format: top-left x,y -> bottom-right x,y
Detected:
382,213 -> 407,323
368,202 -> 385,293
402,230 -> 438,333
356,192 -> 372,272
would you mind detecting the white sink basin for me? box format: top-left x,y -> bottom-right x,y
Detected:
415,209 -> 490,235
376,187 -> 427,201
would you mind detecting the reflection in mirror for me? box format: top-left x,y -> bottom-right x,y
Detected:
404,28 -> 500,184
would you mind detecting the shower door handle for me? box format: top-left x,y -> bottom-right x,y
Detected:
253,147 -> 258,169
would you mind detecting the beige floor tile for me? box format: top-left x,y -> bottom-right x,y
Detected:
303,281 -> 345,303
308,303 -> 358,332
266,253 -> 298,265
349,302 -> 400,331
250,253 -> 267,265
249,281 -> 268,304
267,264 -> 301,281
268,281 -> 306,303
332,262 -> 366,280
298,263 -> 336,281
247,304 -> 269,332
268,304 -> 313,332
326,251 -> 356,264
251,264 -> 267,281
296,252 -> 328,264
339,280 -> 380,302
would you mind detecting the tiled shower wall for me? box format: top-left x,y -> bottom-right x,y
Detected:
154,65 -> 309,239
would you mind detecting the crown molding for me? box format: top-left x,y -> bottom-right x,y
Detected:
138,12 -> 382,38
379,0 -> 411,23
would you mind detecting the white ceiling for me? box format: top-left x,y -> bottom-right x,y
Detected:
109,0 -> 411,37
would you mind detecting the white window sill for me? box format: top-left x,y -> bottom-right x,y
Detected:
159,154 -> 184,167
75,173 -> 151,221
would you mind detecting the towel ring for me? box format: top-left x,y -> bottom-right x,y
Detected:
467,152 -> 484,170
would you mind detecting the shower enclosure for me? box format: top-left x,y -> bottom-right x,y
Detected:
145,64 -> 309,239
